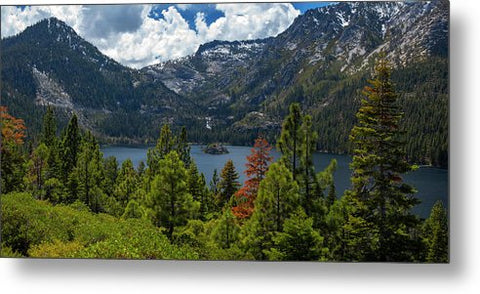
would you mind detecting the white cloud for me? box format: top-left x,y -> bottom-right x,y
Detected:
206,3 -> 300,41
1,6 -> 83,37
1,4 -> 300,69
175,4 -> 193,11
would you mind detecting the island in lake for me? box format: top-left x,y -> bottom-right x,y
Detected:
203,143 -> 229,154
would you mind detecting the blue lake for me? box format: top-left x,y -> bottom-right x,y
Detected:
101,145 -> 448,219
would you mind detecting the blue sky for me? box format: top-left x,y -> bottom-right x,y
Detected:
149,2 -> 333,31
2,2 -> 335,68
293,2 -> 333,13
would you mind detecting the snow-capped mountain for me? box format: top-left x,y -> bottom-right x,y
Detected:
1,1 -> 448,165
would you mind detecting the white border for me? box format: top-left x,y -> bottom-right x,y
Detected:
1,1 -> 479,293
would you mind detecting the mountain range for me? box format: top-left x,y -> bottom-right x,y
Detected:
0,0 -> 448,166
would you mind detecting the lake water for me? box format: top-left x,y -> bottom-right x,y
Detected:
101,145 -> 448,219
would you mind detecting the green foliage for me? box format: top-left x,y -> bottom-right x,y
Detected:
41,106 -> 57,147
60,114 -> 81,182
1,192 -> 196,259
72,132 -> 106,212
24,142 -> 49,199
265,207 -> 323,261
177,126 -> 191,167
423,201 -> 449,263
210,168 -> 220,195
277,103 -> 303,180
29,239 -> 84,258
121,200 -> 145,220
211,207 -> 240,249
1,245 -> 24,258
346,56 -> 422,261
217,160 -> 240,207
0,72 -> 447,261
187,161 -> 213,219
241,162 -> 299,259
114,159 -> 139,211
147,151 -> 199,239
147,124 -> 174,176
102,156 -> 118,197
43,177 -> 66,204
298,114 -> 321,215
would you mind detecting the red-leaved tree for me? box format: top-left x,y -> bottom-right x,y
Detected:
1,106 -> 26,148
232,137 -> 273,219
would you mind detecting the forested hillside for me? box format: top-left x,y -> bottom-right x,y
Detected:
1,18 -> 201,143
1,0 -> 448,167
1,57 -> 448,261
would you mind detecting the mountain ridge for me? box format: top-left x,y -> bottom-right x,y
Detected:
1,1 -> 448,166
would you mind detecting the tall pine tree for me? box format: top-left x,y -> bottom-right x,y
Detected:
217,160 -> 240,208
277,103 -> 302,181
241,162 -> 299,260
61,114 -> 81,183
299,114 -> 319,215
423,201 -> 448,263
73,131 -> 105,212
147,124 -> 174,176
347,55 -> 420,261
147,151 -> 199,240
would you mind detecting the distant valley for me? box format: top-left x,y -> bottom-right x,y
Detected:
1,0 -> 448,166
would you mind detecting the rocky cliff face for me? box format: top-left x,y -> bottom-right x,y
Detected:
1,1 -> 448,163
1,17 -> 199,142
143,0 -> 448,129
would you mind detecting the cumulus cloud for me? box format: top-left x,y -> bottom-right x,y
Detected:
1,6 -> 83,37
79,5 -> 145,39
205,3 -> 300,41
1,4 -> 300,68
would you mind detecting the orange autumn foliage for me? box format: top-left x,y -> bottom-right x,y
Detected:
1,106 -> 26,148
232,137 -> 272,219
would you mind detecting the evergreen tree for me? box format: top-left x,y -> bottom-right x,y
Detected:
198,173 -> 215,218
114,159 -> 139,210
277,103 -> 303,181
210,168 -> 220,195
326,180 -> 336,209
25,143 -> 49,199
299,114 -> 319,215
423,201 -> 448,263
241,162 -> 299,259
41,106 -> 57,147
212,206 -> 240,249
147,124 -> 174,176
43,177 -> 65,204
137,161 -> 146,177
323,196 -> 354,261
187,161 -> 202,202
217,160 -> 240,207
61,114 -> 81,183
347,55 -> 420,261
147,151 -> 199,240
122,200 -> 145,219
313,159 -> 337,229
265,207 -> 323,261
72,131 -> 105,212
187,161 -> 211,219
102,156 -> 118,197
177,126 -> 191,167
41,107 -> 62,180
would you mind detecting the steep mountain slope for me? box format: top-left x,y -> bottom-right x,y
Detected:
1,1 -> 448,166
145,0 -> 448,166
1,17 -> 199,142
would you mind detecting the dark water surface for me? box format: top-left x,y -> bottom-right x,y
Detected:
102,145 -> 448,218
